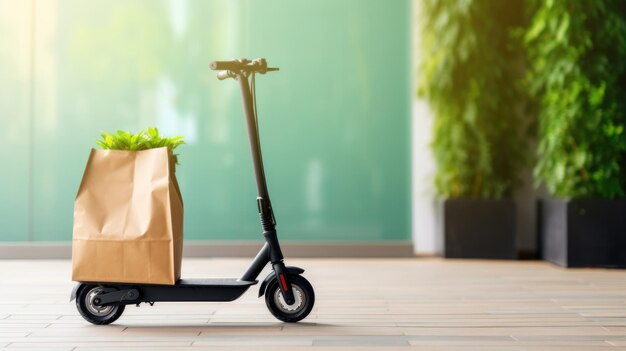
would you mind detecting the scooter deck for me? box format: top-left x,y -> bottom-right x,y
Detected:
77,278 -> 258,304
176,278 -> 257,287
137,278 -> 257,303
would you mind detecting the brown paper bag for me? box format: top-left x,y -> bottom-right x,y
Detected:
72,147 -> 183,285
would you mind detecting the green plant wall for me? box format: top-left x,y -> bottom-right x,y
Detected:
0,0 -> 411,242
419,0 -> 530,199
527,0 -> 626,198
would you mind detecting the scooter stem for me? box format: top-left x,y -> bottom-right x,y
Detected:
236,70 -> 295,305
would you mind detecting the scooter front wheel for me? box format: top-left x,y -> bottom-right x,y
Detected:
76,285 -> 125,325
264,275 -> 315,323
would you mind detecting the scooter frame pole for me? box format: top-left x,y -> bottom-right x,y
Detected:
238,73 -> 271,201
237,73 -> 295,304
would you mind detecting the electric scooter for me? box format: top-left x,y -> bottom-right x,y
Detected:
70,58 -> 315,325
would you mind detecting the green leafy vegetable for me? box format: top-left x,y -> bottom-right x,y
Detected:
96,128 -> 185,163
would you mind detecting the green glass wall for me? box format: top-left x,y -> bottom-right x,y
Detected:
0,2 -> 31,241
0,0 -> 410,242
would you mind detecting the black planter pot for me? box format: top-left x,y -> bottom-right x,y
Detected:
539,199 -> 626,268
439,198 -> 517,259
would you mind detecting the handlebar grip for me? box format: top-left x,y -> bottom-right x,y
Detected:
209,60 -> 241,71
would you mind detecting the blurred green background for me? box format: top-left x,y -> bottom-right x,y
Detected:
0,0 -> 411,242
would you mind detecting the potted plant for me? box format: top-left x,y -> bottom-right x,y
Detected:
527,1 -> 626,267
419,0 -> 530,258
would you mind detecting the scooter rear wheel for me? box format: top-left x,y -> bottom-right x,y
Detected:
76,285 -> 125,325
264,275 -> 315,323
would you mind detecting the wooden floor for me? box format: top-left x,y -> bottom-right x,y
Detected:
0,258 -> 625,350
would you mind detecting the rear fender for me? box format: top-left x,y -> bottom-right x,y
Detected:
70,283 -> 86,302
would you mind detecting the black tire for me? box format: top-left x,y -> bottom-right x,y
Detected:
264,275 -> 315,323
76,285 -> 125,325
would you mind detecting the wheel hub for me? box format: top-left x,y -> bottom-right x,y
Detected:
85,287 -> 114,317
274,285 -> 305,314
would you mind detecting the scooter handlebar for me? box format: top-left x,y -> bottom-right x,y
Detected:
209,60 -> 242,71
210,58 -> 279,80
